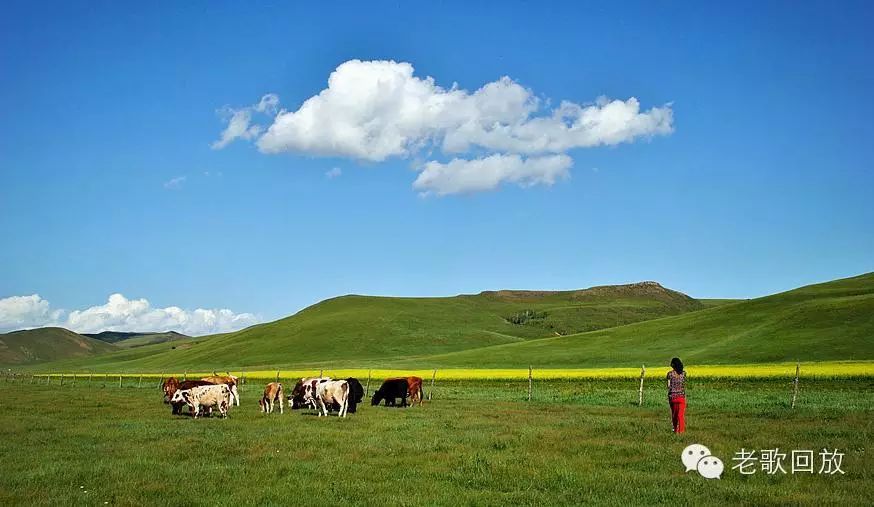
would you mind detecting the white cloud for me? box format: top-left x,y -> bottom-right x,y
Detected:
414,154 -> 572,195
0,293 -> 260,336
0,294 -> 64,331
325,167 -> 342,179
163,175 -> 187,190
213,59 -> 674,194
211,93 -> 279,150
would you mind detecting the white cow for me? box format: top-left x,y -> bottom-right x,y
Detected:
170,384 -> 232,419
304,380 -> 350,418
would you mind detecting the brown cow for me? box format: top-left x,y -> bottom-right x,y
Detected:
161,377 -> 214,415
200,374 -> 240,406
259,382 -> 284,414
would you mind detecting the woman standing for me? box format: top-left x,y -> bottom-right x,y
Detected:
667,357 -> 686,433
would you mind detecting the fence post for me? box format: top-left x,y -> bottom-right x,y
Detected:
276,371 -> 280,383
60,373 -> 64,386
365,370 -> 372,396
89,372 -> 93,385
319,369 -> 323,378
157,373 -> 164,388
429,369 -> 437,401
183,371 -> 187,381
138,375 -> 142,388
528,365 -> 533,402
791,362 -> 800,409
118,375 -> 122,388
241,370 -> 245,392
638,365 -> 646,406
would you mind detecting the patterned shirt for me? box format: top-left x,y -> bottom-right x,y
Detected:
667,370 -> 686,400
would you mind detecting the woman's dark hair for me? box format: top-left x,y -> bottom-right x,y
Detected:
670,357 -> 684,373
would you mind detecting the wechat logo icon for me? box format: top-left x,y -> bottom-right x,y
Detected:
682,444 -> 724,479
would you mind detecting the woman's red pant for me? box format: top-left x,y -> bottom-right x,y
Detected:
670,396 -> 686,433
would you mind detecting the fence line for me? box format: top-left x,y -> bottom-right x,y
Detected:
1,365 -> 848,410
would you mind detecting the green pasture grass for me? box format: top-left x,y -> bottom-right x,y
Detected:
22,273 -> 874,373
23,283 -> 703,371
412,272 -> 874,368
0,327 -> 115,365
0,379 -> 871,505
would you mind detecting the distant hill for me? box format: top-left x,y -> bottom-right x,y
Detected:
26,281 -> 709,371
84,331 -> 190,349
416,272 -> 874,368
26,274 -> 871,373
0,327 -> 116,365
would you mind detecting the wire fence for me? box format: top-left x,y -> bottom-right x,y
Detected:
3,364 -> 867,410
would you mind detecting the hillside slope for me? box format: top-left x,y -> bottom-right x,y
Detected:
30,282 -> 705,371
0,328 -> 117,365
84,331 -> 191,349
412,272 -> 874,368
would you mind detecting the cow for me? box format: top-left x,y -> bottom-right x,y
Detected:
371,377 -> 424,407
200,374 -> 240,407
405,376 -> 424,406
162,377 -> 214,415
259,382 -> 284,414
304,380 -> 350,417
371,378 -> 410,407
170,384 -> 232,419
288,377 -> 331,409
344,377 -> 365,414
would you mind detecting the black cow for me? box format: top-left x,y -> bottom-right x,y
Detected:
371,378 -> 409,407
343,378 -> 365,413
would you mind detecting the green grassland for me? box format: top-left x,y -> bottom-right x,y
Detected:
83,331 -> 191,349
25,273 -> 874,374
0,328 -> 116,365
0,378 -> 870,505
23,281 -> 709,371
400,272 -> 874,368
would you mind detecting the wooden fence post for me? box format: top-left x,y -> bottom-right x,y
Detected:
429,369 -> 437,401
791,362 -> 800,409
60,373 -> 64,386
528,366 -> 533,402
365,370 -> 372,396
638,365 -> 646,406
276,371 -> 280,383
138,375 -> 142,388
319,369 -> 323,378
157,373 -> 164,388
118,375 -> 122,388
183,371 -> 187,381
89,372 -> 93,385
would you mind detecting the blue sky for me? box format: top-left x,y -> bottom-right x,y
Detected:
1,1 -> 872,333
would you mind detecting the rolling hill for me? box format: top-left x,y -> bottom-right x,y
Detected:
22,281 -> 709,371
410,272 -> 874,368
14,273 -> 873,372
84,331 -> 191,349
0,327 -> 117,365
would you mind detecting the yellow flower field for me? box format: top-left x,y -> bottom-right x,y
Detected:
33,360 -> 874,381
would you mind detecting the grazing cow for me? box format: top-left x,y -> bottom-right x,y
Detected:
200,374 -> 240,407
406,376 -> 424,406
371,378 -> 410,407
304,380 -> 350,417
288,377 -> 331,409
260,382 -> 284,414
344,377 -> 365,414
170,384 -> 232,419
162,377 -> 214,415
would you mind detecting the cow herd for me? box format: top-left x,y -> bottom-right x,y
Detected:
160,373 -> 425,419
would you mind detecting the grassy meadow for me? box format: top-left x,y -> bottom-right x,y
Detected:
20,273 -> 873,374
0,377 -> 870,506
